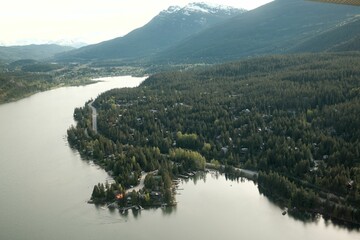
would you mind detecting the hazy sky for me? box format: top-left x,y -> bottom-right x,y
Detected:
0,0 -> 273,46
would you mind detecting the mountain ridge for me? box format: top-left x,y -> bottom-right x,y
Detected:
0,44 -> 74,62
56,2 -> 245,62
152,0 -> 360,63
289,16 -> 360,52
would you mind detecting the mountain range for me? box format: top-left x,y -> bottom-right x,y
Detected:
0,44 -> 73,62
153,0 -> 360,63
56,0 -> 360,64
2,1 -> 360,64
55,3 -> 245,62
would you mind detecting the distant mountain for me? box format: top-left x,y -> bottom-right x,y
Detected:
0,44 -> 74,62
153,0 -> 360,63
56,2 -> 245,62
49,40 -> 88,48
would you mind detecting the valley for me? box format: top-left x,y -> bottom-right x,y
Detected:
0,0 -> 360,238
1,1 -> 359,105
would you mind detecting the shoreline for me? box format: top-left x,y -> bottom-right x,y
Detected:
258,183 -> 360,228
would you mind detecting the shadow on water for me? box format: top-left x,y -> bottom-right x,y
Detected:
323,216 -> 360,231
95,170 -> 359,232
132,208 -> 141,219
192,171 -> 207,185
288,209 -> 360,231
257,185 -> 360,231
94,171 -> 209,220
115,205 -> 175,219
161,205 -> 177,216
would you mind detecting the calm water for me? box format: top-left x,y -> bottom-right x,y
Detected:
0,76 -> 359,240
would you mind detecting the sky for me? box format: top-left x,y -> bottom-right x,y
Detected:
0,0 -> 273,46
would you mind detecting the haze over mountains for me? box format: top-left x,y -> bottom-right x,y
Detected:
55,3 -> 245,62
154,0 -> 360,63
1,0 -> 360,64
55,0 -> 360,64
0,44 -> 73,62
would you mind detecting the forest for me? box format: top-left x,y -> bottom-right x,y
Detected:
67,52 -> 360,224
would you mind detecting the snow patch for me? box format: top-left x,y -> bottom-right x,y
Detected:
184,2 -> 237,14
161,2 -> 244,16
162,5 -> 181,14
185,3 -> 210,13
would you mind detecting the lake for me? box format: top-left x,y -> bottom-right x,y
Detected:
0,76 -> 359,240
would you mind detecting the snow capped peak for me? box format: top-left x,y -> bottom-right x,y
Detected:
164,5 -> 182,14
185,2 -> 212,13
161,2 -> 245,16
184,2 -> 242,14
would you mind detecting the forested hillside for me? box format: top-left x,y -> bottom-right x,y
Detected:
0,61 -> 143,103
0,61 -> 90,103
154,0 -> 360,63
290,17 -> 360,53
0,44 -> 73,62
55,0 -> 360,65
68,53 -> 360,224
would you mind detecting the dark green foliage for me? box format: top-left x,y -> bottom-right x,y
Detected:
258,171 -> 318,208
68,52 -> 360,223
143,164 -> 175,206
91,182 -> 124,203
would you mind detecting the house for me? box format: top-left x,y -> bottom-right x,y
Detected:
116,193 -> 124,200
241,148 -> 249,153
221,147 -> 228,154
347,180 -> 354,189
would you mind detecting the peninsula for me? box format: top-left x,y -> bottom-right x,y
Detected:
68,53 -> 360,225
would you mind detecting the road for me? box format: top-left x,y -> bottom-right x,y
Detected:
88,101 -> 97,133
126,170 -> 158,193
87,101 -> 156,193
206,163 -> 258,179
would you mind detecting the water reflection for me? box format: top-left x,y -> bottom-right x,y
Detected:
287,209 -> 322,225
93,170 -> 360,233
161,205 -> 177,215
132,208 -> 141,219
87,169 -> 360,239
191,171 -> 207,185
114,204 -> 176,219
119,209 -> 130,217
257,179 -> 360,231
